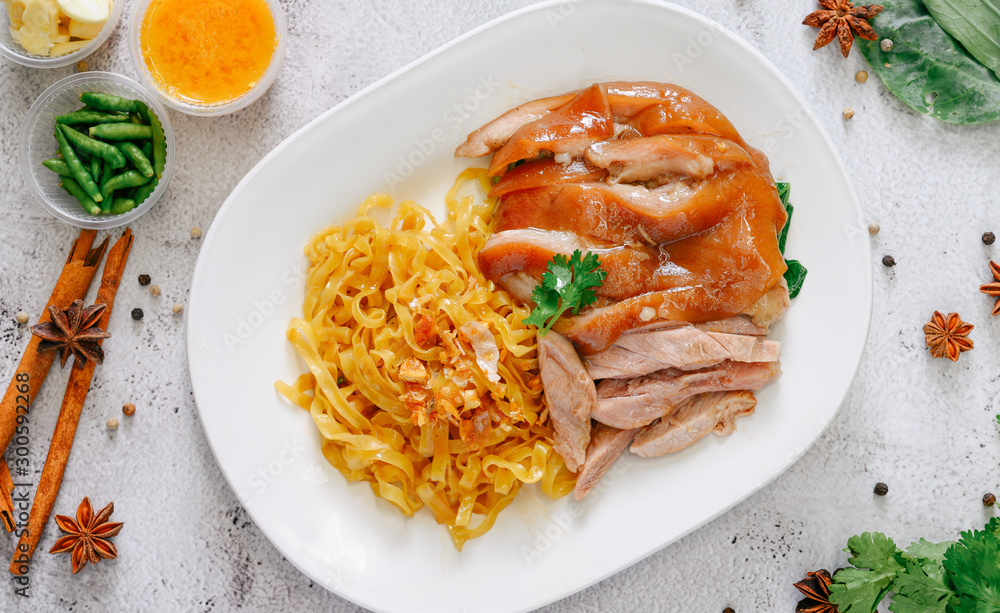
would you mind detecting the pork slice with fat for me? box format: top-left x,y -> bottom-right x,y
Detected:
631,391 -> 757,457
538,332 -> 596,472
592,360 -> 780,429
585,325 -> 781,379
573,424 -> 637,501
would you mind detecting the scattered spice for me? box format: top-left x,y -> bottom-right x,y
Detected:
30,300 -> 111,367
881,255 -> 895,267
122,403 -> 135,416
884,62 -> 891,68
76,61 -> 89,72
172,303 -> 184,314
984,231 -> 996,245
984,493 -> 996,507
868,222 -> 880,235
980,261 -> 1000,316
130,308 -> 144,321
856,70 -> 869,82
794,569 -> 837,613
723,608 -> 735,613
880,38 -> 893,51
923,311 -> 974,362
190,226 -> 202,239
874,482 -> 888,496
842,107 -> 855,119
15,311 -> 29,325
106,417 -> 118,430
803,0 -> 884,58
48,497 -> 122,574
138,274 -> 151,286
149,285 -> 161,297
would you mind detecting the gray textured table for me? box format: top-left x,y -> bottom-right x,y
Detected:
2,0 -> 999,611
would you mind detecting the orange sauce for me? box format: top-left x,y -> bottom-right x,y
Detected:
139,0 -> 277,105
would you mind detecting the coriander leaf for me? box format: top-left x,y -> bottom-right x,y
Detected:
889,554 -> 956,613
830,532 -> 905,613
944,522 -> 1000,613
906,538 -> 952,568
523,249 -> 606,336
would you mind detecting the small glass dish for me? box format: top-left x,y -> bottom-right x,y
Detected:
20,71 -> 176,229
0,0 -> 125,69
127,0 -> 287,116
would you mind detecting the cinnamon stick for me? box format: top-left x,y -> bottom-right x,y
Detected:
10,229 -> 132,576
0,230 -> 107,532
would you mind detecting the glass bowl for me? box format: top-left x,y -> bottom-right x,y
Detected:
127,0 -> 287,116
20,71 -> 176,229
0,0 -> 125,68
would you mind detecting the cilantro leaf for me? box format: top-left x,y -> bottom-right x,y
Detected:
830,532 -> 905,613
906,538 -> 953,568
523,250 -> 606,336
889,554 -> 956,613
943,521 -> 1000,613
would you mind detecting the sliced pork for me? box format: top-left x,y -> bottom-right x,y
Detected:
537,332 -> 596,472
584,325 -> 781,380
630,391 -> 757,457
743,277 -> 791,328
573,424 -> 637,501
592,361 -> 780,429
585,135 -> 753,184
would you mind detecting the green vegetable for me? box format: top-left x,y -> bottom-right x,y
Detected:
523,250 -> 607,336
53,125 -> 102,203
56,110 -> 130,125
115,141 -> 154,178
41,158 -> 72,177
135,100 -> 166,179
776,182 -> 807,299
59,177 -> 101,215
827,518 -> 1000,613
131,177 -> 158,206
79,92 -> 138,113
140,141 -> 152,160
90,153 -> 101,183
858,0 -> 1000,124
59,124 -> 128,169
88,123 -> 153,140
109,198 -> 137,215
921,0 -> 1000,81
100,170 -> 150,203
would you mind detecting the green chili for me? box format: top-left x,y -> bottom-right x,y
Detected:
140,141 -> 152,160
134,100 -> 165,179
101,170 -> 150,202
115,141 -> 154,177
90,155 -> 101,184
109,198 -> 137,215
56,110 -> 130,125
129,112 -> 144,125
60,124 -> 128,168
42,158 -> 72,177
60,177 -> 101,215
88,123 -> 153,140
79,92 -> 138,113
53,126 -> 102,202
132,177 -> 158,205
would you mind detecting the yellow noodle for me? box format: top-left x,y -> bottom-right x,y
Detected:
277,168 -> 576,549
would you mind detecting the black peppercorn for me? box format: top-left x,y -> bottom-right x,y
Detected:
984,493 -> 996,506
874,482 -> 888,496
881,255 -> 896,267
984,232 -> 995,245
723,608 -> 735,613
131,308 -> 144,321
138,274 -> 151,286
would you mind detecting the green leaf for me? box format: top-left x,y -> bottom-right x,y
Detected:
830,533 -> 906,612
906,538 -> 953,568
776,182 -> 791,254
784,260 -> 807,299
889,553 -> 956,613
858,0 -> 1000,124
943,522 -> 1000,613
523,249 -> 607,335
921,0 -> 1000,81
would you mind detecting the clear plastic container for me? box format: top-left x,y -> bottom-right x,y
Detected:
20,71 -> 176,229
127,0 -> 286,116
0,0 -> 125,69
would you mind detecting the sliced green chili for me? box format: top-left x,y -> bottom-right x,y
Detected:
88,123 -> 153,140
80,92 -> 138,113
42,158 -> 72,177
116,141 -> 154,178
56,110 -> 130,125
60,177 -> 101,215
60,124 -> 128,168
54,125 -> 102,202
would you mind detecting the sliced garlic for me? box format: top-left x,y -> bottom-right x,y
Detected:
67,17 -> 100,39
50,38 -> 87,55
54,0 -> 106,24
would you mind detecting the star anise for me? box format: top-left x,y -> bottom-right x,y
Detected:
923,311 -> 974,362
794,569 -> 839,613
803,0 -> 883,58
49,497 -> 122,574
30,300 -> 110,367
979,261 -> 1000,316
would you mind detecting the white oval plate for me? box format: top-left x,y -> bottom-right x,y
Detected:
187,1 -> 872,611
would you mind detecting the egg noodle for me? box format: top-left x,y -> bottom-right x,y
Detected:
276,168 -> 575,549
